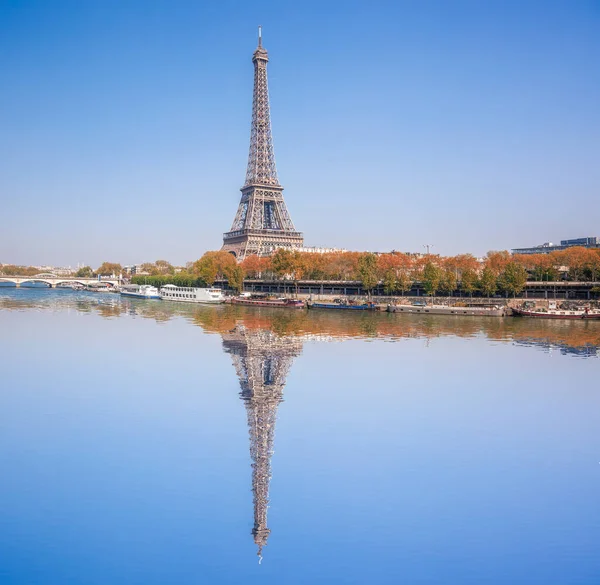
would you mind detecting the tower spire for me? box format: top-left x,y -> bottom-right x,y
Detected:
222,28 -> 303,260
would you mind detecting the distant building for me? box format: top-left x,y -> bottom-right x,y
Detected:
34,265 -> 75,276
123,264 -> 146,276
295,246 -> 347,254
512,237 -> 599,255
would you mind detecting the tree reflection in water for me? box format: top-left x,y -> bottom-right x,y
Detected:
1,292 -> 599,355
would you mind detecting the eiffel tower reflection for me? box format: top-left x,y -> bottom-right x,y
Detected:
222,325 -> 303,562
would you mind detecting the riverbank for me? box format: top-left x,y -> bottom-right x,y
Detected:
214,278 -> 600,301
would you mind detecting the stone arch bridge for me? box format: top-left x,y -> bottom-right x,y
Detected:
0,274 -> 120,288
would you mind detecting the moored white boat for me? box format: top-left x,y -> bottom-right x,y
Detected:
160,284 -> 224,304
120,284 -> 161,299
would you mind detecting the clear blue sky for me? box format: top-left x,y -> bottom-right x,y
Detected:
1,0 -> 599,267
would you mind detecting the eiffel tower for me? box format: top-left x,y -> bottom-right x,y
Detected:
221,325 -> 303,561
222,27 -> 303,261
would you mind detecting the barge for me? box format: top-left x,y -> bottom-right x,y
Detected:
230,295 -> 305,309
387,303 -> 506,317
308,300 -> 378,311
513,301 -> 600,320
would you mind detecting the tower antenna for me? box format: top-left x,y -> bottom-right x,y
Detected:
258,25 -> 262,47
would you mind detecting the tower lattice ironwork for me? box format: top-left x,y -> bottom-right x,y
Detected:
222,27 -> 303,260
222,325 -> 303,561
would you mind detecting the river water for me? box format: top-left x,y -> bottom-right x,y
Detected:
1,287 -> 599,585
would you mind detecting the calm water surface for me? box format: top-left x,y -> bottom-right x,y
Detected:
1,288 -> 599,585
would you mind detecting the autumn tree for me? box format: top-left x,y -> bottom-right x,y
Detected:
411,255 -> 430,282
561,247 -> 589,281
192,251 -> 237,286
485,251 -> 511,275
154,260 -> 175,275
271,249 -> 309,294
325,252 -> 360,280
0,265 -> 39,276
138,260 -> 175,276
377,252 -> 414,295
241,255 -> 271,279
586,250 -> 600,281
526,254 -> 559,281
452,253 -> 479,274
302,253 -> 328,280
96,262 -> 122,276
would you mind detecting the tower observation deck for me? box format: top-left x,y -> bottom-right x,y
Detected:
222,27 -> 303,260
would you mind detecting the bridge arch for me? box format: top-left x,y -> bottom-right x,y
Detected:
17,279 -> 53,287
54,280 -> 114,288
54,280 -> 89,287
0,277 -> 18,286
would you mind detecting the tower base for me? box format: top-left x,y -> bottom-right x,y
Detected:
222,228 -> 304,260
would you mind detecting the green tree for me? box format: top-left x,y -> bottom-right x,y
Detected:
224,264 -> 245,293
75,266 -> 94,278
439,269 -> 458,296
460,268 -> 478,297
357,253 -> 379,297
498,262 -> 528,297
131,272 -> 206,288
382,269 -> 397,295
421,261 -> 442,299
397,271 -> 413,296
479,267 -> 497,299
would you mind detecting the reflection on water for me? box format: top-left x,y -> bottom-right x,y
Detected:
223,325 -> 302,561
1,287 -> 600,584
3,289 -> 598,557
1,288 -> 598,357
